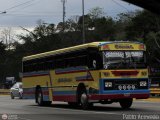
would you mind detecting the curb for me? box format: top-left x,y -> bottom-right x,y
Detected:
135,98 -> 160,102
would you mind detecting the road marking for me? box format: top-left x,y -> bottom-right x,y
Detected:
53,107 -> 120,115
28,105 -> 120,115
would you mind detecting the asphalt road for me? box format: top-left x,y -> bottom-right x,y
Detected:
0,96 -> 160,120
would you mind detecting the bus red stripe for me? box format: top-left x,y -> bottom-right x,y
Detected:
23,74 -> 49,78
53,95 -> 76,102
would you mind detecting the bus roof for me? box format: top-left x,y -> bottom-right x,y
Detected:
23,41 -> 144,61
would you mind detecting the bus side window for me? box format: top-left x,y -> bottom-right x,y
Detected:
64,50 -> 88,68
88,52 -> 103,70
55,58 -> 65,69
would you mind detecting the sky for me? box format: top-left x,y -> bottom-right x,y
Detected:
0,0 -> 142,34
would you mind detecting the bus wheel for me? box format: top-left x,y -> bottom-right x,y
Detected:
36,88 -> 52,106
36,88 -> 45,106
80,92 -> 91,110
119,98 -> 133,109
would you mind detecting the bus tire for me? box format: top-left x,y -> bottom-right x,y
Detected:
119,98 -> 133,109
36,88 -> 52,106
77,84 -> 92,109
36,88 -> 45,106
80,91 -> 92,110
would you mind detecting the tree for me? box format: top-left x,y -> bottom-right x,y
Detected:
115,11 -> 137,40
34,20 -> 56,38
88,7 -> 105,20
0,41 -> 6,60
145,32 -> 160,65
0,41 -> 6,85
65,15 -> 80,31
125,10 -> 160,41
0,27 -> 16,50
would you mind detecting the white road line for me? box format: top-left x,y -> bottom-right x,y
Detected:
28,105 -> 120,115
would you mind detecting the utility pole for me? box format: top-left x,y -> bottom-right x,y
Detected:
61,0 -> 66,32
82,0 -> 85,44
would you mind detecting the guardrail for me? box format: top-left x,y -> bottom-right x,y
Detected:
0,89 -> 10,95
150,88 -> 160,96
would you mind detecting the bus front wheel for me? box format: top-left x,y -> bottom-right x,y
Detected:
119,98 -> 133,109
79,92 -> 93,109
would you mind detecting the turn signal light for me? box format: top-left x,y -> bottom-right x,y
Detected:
139,44 -> 145,50
102,45 -> 109,50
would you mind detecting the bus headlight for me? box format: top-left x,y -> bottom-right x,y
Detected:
105,82 -> 112,87
140,81 -> 147,86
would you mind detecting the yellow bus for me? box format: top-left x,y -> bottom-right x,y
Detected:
22,41 -> 150,109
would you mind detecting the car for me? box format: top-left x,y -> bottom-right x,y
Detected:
10,82 -> 23,99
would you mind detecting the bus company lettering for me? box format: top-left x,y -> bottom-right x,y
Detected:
115,44 -> 134,49
58,78 -> 72,83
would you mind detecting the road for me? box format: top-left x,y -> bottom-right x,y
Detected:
0,96 -> 159,120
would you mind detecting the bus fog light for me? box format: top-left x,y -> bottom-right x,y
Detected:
123,85 -> 126,90
140,81 -> 147,86
131,85 -> 135,90
105,82 -> 112,87
118,85 -> 122,90
127,85 -> 131,90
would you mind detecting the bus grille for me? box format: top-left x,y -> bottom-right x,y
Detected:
103,79 -> 148,90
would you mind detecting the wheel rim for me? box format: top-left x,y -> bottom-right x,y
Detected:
80,93 -> 87,105
37,92 -> 42,104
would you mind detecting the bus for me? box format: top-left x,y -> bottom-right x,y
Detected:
22,41 -> 150,109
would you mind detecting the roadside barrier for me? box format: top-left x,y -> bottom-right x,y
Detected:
0,89 -> 10,95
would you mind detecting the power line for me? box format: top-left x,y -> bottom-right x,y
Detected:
8,0 -> 41,14
5,0 -> 35,11
112,0 -> 130,12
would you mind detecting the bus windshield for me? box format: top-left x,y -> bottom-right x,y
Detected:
103,51 -> 146,69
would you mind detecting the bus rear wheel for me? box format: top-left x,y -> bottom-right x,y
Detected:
36,88 -> 52,106
36,88 -> 44,106
119,98 -> 133,109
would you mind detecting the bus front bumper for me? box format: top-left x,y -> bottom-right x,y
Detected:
88,93 -> 150,101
